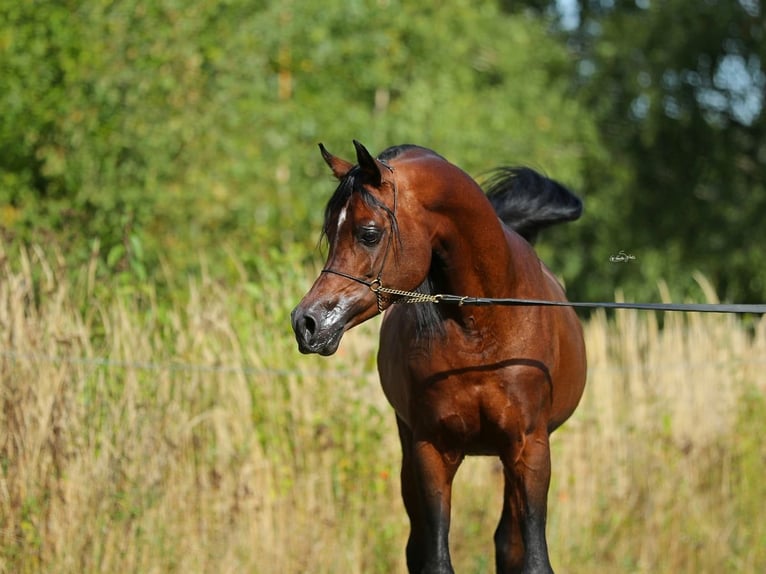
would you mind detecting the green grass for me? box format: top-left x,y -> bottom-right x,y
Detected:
0,245 -> 764,573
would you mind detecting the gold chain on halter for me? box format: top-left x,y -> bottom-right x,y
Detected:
369,280 -> 444,310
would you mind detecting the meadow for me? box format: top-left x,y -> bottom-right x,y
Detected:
1,244 -> 764,573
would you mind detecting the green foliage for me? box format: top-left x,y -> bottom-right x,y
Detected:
0,0 -> 600,274
0,0 -> 764,304
1,0 -> 223,265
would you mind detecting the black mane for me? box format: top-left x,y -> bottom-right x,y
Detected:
377,143 -> 438,163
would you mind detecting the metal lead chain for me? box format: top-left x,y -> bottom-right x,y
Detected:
370,282 -> 443,310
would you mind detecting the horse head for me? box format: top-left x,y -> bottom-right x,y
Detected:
291,141 -> 431,355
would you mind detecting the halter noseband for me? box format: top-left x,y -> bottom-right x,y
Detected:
320,160 -> 398,313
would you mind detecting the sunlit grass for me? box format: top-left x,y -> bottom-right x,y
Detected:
0,245 -> 764,573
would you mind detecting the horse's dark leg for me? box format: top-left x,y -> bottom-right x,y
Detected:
494,469 -> 525,574
520,429 -> 555,573
396,416 -> 460,574
498,428 -> 554,574
397,416 -> 427,572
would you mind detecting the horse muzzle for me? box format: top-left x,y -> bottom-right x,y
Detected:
290,303 -> 346,356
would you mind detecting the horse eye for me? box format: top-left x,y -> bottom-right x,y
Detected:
357,227 -> 383,246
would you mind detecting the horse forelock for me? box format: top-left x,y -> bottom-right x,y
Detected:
321,144 -> 441,235
320,165 -> 399,247
321,168 -> 356,243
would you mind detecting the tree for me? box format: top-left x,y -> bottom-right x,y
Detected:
0,0 -> 603,281
561,0 -> 766,303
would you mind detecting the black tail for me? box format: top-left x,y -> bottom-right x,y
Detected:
483,167 -> 583,244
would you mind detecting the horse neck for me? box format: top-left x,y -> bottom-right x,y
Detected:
425,171 -> 525,317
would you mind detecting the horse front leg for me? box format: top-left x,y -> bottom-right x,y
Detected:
396,417 -> 461,574
520,428 -> 555,573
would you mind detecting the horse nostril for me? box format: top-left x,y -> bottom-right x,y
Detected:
292,308 -> 321,345
302,313 -> 317,338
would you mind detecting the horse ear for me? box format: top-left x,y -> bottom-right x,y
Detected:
319,143 -> 354,179
353,140 -> 382,187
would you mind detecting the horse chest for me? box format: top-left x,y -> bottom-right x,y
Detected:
384,344 -> 537,449
379,308 -> 553,444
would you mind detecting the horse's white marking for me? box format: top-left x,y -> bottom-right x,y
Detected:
337,205 -> 348,233
331,203 -> 349,252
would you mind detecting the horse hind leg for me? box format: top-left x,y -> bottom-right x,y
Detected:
494,470 -> 526,574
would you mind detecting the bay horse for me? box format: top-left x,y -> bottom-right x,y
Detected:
291,141 -> 587,574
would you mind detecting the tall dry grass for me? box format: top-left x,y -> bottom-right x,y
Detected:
0,245 -> 764,573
